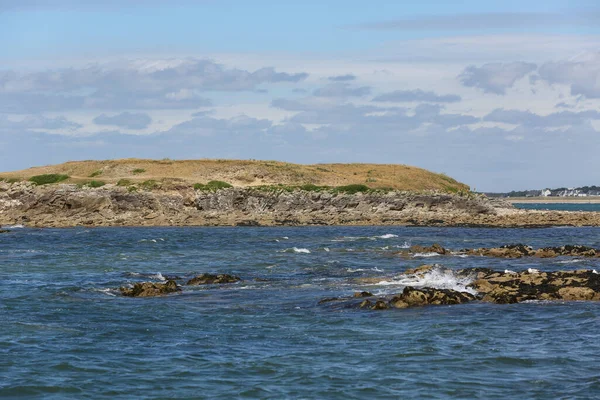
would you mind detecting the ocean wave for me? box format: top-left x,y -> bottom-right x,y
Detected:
138,238 -> 165,243
91,288 -> 118,297
124,272 -> 167,281
347,267 -> 385,273
332,234 -> 399,242
556,259 -> 586,264
412,252 -> 441,258
2,224 -> 25,229
280,247 -> 311,254
376,265 -> 477,295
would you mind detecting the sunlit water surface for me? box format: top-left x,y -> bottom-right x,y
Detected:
2,226 -> 600,399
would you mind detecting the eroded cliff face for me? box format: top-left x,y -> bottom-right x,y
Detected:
0,181 -> 598,228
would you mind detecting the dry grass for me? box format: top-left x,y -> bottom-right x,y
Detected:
0,158 -> 469,192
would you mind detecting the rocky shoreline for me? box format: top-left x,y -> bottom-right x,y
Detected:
2,181 -> 600,228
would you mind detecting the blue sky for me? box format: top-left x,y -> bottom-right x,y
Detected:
1,0 -> 599,191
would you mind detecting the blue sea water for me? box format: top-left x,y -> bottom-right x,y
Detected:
514,203 -> 600,212
2,225 -> 600,399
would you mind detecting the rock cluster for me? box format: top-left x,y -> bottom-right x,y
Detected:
186,273 -> 241,285
120,280 -> 180,297
120,273 -> 240,297
321,265 -> 600,310
401,243 -> 600,258
358,287 -> 476,310
469,269 -> 600,303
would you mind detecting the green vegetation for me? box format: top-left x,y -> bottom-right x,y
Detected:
333,184 -> 370,194
29,174 -> 69,185
194,180 -> 233,191
89,170 -> 102,177
117,179 -> 132,186
6,178 -> 21,183
132,168 -> 146,175
127,186 -> 138,193
86,180 -> 106,188
141,180 -> 158,190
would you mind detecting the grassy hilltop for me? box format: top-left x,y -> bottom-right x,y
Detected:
0,159 -> 469,193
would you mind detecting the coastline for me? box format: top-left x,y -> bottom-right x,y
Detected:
3,182 -> 600,228
506,196 -> 600,204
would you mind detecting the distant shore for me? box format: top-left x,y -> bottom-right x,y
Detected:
506,197 -> 600,204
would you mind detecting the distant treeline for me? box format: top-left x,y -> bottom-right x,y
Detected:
485,185 -> 600,198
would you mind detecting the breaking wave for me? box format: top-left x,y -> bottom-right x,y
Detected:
376,265 -> 477,295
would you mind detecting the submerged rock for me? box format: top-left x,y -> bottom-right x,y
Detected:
120,280 -> 180,297
186,273 -> 241,285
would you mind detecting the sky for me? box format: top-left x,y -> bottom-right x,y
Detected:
1,0 -> 599,191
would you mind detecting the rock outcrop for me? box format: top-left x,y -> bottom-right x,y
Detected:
324,265 -> 600,310
399,244 -> 600,258
120,280 -> 180,297
2,181 -> 600,228
186,273 -> 241,285
469,269 -> 600,303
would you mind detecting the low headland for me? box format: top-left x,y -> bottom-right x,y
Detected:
1,158 -> 599,228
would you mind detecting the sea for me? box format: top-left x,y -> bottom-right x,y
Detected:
513,203 -> 600,212
3,225 -> 600,399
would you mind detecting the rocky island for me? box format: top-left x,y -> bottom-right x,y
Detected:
1,158 -> 600,228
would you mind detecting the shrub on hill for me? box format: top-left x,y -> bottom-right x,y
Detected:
132,168 -> 146,175
89,170 -> 102,177
29,174 -> 69,185
194,180 -> 233,191
117,179 -> 132,186
333,184 -> 370,194
86,180 -> 106,188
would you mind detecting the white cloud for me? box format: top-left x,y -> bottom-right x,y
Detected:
459,62 -> 537,94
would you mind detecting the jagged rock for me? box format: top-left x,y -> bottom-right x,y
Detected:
0,229 -> 9,234
391,287 -> 476,308
120,280 -> 180,297
461,244 -> 600,259
186,273 -> 241,285
353,291 -> 374,298
409,243 -> 447,255
469,269 -> 600,303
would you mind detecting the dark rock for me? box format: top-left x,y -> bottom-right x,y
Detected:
390,286 -> 475,308
353,291 -> 374,298
120,280 -> 180,297
409,243 -> 447,255
186,273 -> 241,285
0,229 -> 10,234
236,220 -> 260,227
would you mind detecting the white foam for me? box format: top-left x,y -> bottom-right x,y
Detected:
527,268 -> 540,274
151,273 -> 166,281
557,259 -> 586,264
93,288 -> 117,297
376,266 -> 477,295
504,269 -> 517,275
412,252 -> 441,258
282,237 -> 289,240
378,234 -> 398,239
396,241 -> 411,249
2,224 -> 24,229
347,268 -> 367,273
292,247 -> 310,254
323,247 -> 330,252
